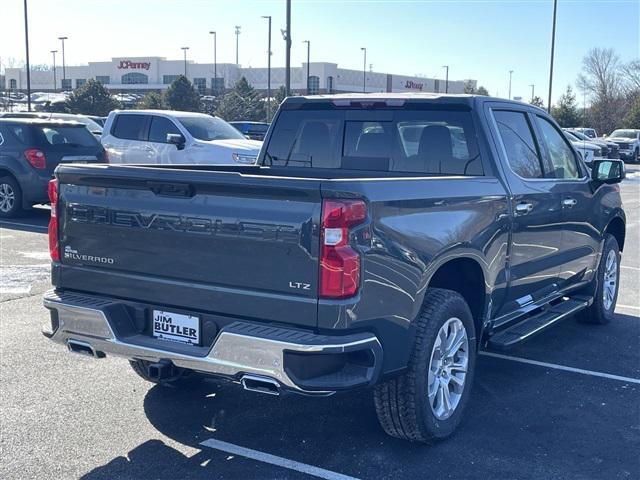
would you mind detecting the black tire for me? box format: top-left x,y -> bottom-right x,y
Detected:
579,234 -> 621,324
129,359 -> 198,386
634,148 -> 639,164
0,175 -> 23,218
373,288 -> 477,443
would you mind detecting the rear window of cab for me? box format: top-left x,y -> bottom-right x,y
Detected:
263,108 -> 483,175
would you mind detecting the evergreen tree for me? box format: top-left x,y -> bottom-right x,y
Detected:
164,75 -> 201,112
622,94 -> 640,129
137,92 -> 165,110
476,86 -> 489,96
215,77 -> 266,121
551,86 -> 582,127
65,79 -> 120,116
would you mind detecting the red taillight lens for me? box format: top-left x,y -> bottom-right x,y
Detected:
48,179 -> 60,261
24,148 -> 46,169
319,199 -> 366,299
101,149 -> 110,163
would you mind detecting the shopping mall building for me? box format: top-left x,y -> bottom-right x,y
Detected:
4,57 -> 475,96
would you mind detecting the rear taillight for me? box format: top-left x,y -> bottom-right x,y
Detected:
101,149 -> 110,163
48,179 -> 60,262
319,199 -> 367,299
24,148 -> 46,169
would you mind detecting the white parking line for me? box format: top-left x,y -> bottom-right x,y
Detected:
621,265 -> 640,271
617,304 -> 640,311
200,438 -> 359,480
0,221 -> 48,231
480,351 -> 640,384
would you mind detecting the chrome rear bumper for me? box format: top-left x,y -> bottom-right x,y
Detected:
43,290 -> 382,395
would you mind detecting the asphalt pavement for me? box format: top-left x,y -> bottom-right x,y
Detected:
1,167 -> 639,480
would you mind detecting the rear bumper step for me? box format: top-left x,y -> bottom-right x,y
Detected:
43,290 -> 382,395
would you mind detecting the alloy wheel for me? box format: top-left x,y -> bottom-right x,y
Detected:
603,249 -> 618,311
0,183 -> 15,213
427,317 -> 469,420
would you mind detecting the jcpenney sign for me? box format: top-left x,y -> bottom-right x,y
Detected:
404,80 -> 424,91
117,60 -> 151,70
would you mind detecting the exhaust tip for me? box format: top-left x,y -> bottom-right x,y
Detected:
240,375 -> 280,396
67,340 -> 101,358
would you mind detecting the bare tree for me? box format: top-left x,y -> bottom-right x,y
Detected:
621,59 -> 640,94
577,47 -> 622,98
577,48 -> 626,134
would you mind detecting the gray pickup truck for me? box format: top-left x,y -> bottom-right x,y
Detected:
43,94 -> 626,443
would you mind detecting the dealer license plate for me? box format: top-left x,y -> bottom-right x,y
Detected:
152,310 -> 200,346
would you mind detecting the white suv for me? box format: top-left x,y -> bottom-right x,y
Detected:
101,110 -> 262,165
607,129 -> 640,163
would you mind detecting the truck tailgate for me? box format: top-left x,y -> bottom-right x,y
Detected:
55,165 -> 321,328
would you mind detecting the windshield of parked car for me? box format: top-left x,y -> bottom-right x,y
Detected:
178,116 -> 246,141
264,108 -> 483,175
568,130 -> 590,141
610,130 -> 636,139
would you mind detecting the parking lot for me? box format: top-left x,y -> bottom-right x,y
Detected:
1,166 -> 639,480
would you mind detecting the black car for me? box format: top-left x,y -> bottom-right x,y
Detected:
228,121 -> 269,141
0,118 -> 106,217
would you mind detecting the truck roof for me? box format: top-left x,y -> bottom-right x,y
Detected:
281,93 -> 531,109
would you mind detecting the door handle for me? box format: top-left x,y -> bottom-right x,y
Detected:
562,197 -> 577,208
515,202 -> 534,215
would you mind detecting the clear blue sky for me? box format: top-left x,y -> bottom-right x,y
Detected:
1,0 -> 638,104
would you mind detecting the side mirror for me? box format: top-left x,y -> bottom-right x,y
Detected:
591,159 -> 625,184
166,133 -> 186,150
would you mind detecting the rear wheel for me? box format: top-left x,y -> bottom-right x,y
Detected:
374,288 -> 477,443
0,176 -> 22,218
579,234 -> 620,324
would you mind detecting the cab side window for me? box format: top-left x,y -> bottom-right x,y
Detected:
536,116 -> 581,179
112,114 -> 149,141
493,110 -> 545,179
148,116 -> 182,143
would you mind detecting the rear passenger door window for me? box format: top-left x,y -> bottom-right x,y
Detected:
148,116 -> 182,143
493,110 -> 545,179
535,116 -> 581,179
112,114 -> 149,141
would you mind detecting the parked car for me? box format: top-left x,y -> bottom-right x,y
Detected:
563,130 -> 603,164
605,129 -> 640,163
87,115 -> 107,127
101,110 -> 262,165
0,118 -> 106,217
0,112 -> 103,137
44,94 -> 626,443
573,127 -> 598,139
565,128 -> 619,159
229,121 -> 270,141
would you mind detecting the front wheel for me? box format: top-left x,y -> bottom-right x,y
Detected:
579,234 -> 620,324
374,288 -> 477,443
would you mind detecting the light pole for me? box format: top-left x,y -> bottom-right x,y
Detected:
508,70 -> 514,99
235,26 -> 241,65
360,47 -> 367,93
547,0 -> 558,113
58,36 -> 67,89
262,16 -> 272,118
442,65 -> 449,93
181,47 -> 189,77
51,50 -> 57,91
209,31 -> 217,94
23,0 -> 31,111
529,84 -> 535,102
303,40 -> 310,94
285,0 -> 291,95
